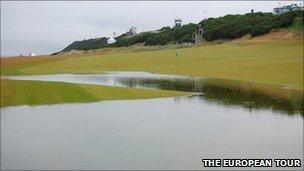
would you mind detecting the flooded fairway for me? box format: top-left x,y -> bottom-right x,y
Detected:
5,72 -> 303,115
1,97 -> 303,170
1,72 -> 303,170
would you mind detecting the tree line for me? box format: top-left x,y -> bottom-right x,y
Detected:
200,10 -> 303,41
61,10 -> 303,52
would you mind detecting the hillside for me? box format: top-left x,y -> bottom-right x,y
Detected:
249,29 -> 303,41
2,38 -> 303,89
114,23 -> 196,46
60,11 -> 303,52
62,37 -> 108,52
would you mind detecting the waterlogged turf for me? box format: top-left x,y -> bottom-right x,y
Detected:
0,79 -> 189,107
1,41 -> 303,89
1,40 -> 303,107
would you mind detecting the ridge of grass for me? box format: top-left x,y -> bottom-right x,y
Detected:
1,38 -> 303,108
0,79 -> 189,107
6,40 -> 301,89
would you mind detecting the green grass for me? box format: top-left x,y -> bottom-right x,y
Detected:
1,39 -> 303,107
3,40 -> 301,89
0,79 -> 189,107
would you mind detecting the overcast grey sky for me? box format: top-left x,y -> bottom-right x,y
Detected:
1,1 -> 302,57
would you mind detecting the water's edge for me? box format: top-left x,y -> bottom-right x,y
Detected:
2,71 -> 303,115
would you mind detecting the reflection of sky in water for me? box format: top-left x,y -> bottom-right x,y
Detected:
1,71 -> 303,170
1,97 -> 303,170
6,71 -> 304,116
7,71 -> 190,87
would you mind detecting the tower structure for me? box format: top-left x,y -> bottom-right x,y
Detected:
174,19 -> 182,28
194,24 -> 203,44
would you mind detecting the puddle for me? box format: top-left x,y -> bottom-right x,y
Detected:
1,71 -> 303,170
5,71 -> 303,115
1,97 -> 303,170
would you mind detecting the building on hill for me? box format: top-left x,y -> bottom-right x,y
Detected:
29,53 -> 36,57
107,37 -> 116,44
174,19 -> 182,28
107,33 -> 117,44
273,3 -> 304,15
130,26 -> 137,35
194,24 -> 203,44
126,26 -> 137,36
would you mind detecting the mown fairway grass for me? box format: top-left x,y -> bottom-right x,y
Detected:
0,79 -> 189,107
2,40 -> 302,89
1,40 -> 303,107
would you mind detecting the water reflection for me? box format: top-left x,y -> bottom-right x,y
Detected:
2,72 -> 303,170
6,72 -> 303,116
117,77 -> 303,116
2,97 -> 302,170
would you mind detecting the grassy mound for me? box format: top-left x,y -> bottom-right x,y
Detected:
0,79 -> 189,107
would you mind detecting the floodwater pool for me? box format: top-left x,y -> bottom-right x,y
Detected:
1,72 -> 303,170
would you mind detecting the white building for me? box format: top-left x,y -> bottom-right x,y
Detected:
29,53 -> 36,57
273,4 -> 304,15
107,37 -> 116,44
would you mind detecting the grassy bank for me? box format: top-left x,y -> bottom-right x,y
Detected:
2,40 -> 303,89
0,79 -> 189,107
1,37 -> 303,107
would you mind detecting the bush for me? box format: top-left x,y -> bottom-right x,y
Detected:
62,11 -> 304,52
200,10 -> 303,41
114,23 -> 196,47
62,37 -> 108,51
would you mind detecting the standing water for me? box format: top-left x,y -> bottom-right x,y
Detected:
1,72 -> 303,170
